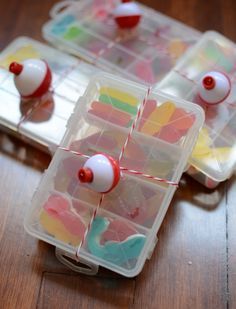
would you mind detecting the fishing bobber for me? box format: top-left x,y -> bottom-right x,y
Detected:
9,59 -> 52,100
78,154 -> 120,193
197,71 -> 231,105
113,0 -> 142,29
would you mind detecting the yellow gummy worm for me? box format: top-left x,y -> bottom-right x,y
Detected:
194,147 -> 232,163
40,210 -> 81,246
141,101 -> 176,135
192,128 -> 212,157
100,87 -> 139,106
0,45 -> 40,68
192,128 -> 232,163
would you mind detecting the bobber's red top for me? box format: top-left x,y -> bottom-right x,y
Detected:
203,76 -> 215,90
9,62 -> 23,75
78,168 -> 94,183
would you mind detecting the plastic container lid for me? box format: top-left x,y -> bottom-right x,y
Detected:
0,36 -> 99,152
24,72 -> 204,277
156,31 -> 236,183
42,0 -> 200,85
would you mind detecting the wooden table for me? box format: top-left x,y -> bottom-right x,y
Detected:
0,1 -> 236,308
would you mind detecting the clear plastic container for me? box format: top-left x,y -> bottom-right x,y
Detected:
42,0 -> 200,85
24,73 -> 204,277
0,36 -> 99,152
155,31 -> 236,188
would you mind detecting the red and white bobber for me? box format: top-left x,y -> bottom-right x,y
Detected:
113,0 -> 142,29
9,59 -> 52,100
78,154 -> 120,193
197,71 -> 231,105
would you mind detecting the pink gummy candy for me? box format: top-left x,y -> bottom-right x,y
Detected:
59,210 -> 86,236
90,101 -> 131,127
156,125 -> 183,143
44,195 -> 86,236
100,219 -> 138,244
139,99 -> 157,130
135,61 -> 155,84
169,108 -> 195,130
44,195 -> 69,218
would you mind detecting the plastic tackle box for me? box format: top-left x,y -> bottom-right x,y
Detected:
25,73 -> 204,277
156,31 -> 236,188
42,0 -> 200,85
0,36 -> 98,152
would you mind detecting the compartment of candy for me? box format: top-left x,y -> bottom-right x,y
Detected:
190,127 -> 236,181
27,189 -> 94,248
119,130 -> 182,182
67,73 -> 148,131
101,173 -> 167,228
83,208 -> 149,274
86,93 -> 141,131
135,95 -> 198,146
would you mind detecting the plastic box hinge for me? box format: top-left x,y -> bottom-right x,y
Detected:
55,247 -> 99,275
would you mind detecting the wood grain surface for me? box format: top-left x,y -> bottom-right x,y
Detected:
0,1 -> 235,308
